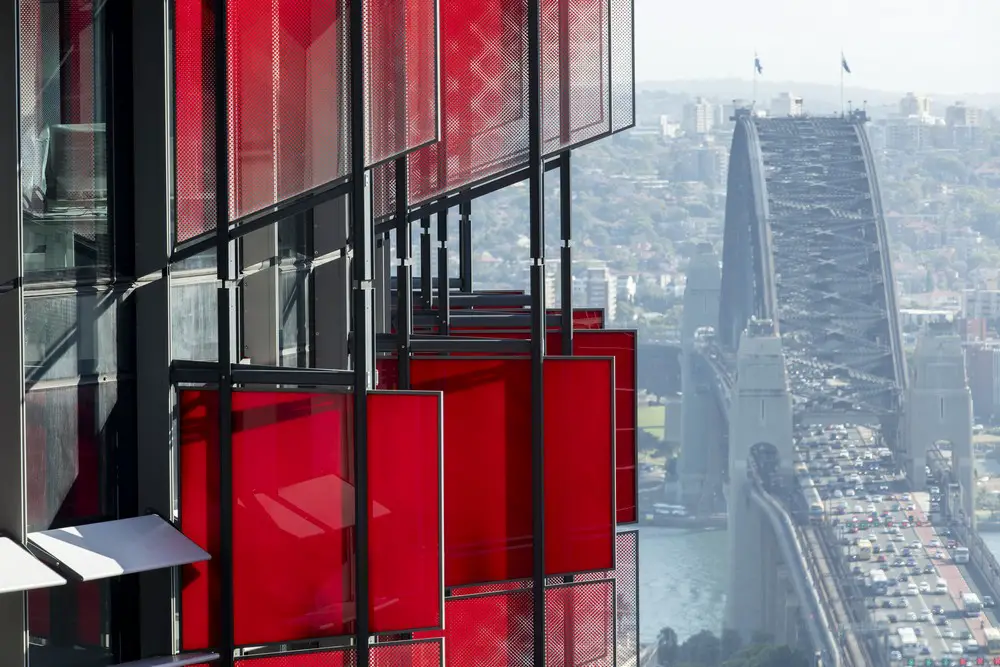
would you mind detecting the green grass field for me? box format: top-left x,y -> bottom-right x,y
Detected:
638,403 -> 665,440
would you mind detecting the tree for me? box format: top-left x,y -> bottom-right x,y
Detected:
657,627 -> 678,667
656,627 -> 811,667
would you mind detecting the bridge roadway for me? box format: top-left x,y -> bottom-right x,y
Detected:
698,346 -> 998,666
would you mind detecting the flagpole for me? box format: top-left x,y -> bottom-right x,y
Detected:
840,50 -> 845,115
752,51 -> 757,107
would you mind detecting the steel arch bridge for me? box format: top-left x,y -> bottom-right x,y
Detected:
717,110 -> 907,417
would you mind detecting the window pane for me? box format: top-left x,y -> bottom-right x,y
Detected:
24,291 -> 133,383
279,268 -> 310,367
28,580 -> 112,667
26,382 -> 123,532
19,0 -> 112,281
171,281 -> 219,362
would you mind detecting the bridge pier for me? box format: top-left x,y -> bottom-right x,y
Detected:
903,331 -> 974,525
724,328 -> 794,640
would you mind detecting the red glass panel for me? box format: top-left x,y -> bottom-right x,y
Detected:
406,0 -> 529,206
543,357 -> 615,575
544,581 -> 614,667
174,0 -> 217,242
367,392 -> 443,633
409,358 -> 533,586
364,0 -> 438,166
235,648 -> 356,667
615,530 -> 639,666
573,330 -> 637,524
450,580 -> 531,597
440,590 -> 533,666
376,357 -> 399,390
370,639 -> 443,666
231,390 -> 355,645
227,0 -> 350,220
541,0 -> 610,154
178,389 -> 221,650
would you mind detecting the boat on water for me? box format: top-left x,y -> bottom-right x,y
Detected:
641,503 -> 728,530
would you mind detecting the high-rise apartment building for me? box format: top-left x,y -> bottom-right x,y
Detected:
683,97 -> 717,135
0,1 -> 640,666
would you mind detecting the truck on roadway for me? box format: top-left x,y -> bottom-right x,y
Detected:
962,592 -> 983,617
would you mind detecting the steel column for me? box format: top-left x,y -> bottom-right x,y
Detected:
395,157 -> 412,389
420,217 -> 432,308
560,152 -> 573,355
458,201 -> 472,292
527,0 -> 546,663
436,209 -> 450,334
348,0 -> 373,663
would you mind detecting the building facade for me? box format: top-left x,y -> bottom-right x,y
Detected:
0,0 -> 639,666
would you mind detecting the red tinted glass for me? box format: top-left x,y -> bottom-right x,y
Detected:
231,390 -> 355,645
376,357 -> 399,390
541,0 -> 610,154
574,330 -> 637,523
406,0 -> 529,206
410,358 -> 533,586
367,392 -> 443,633
174,0 -> 216,242
439,591 -> 533,666
544,581 -> 614,666
544,357 -> 615,575
364,0 -> 438,166
178,389 -> 221,650
234,648 -> 356,667
227,0 -> 350,220
370,639 -> 443,666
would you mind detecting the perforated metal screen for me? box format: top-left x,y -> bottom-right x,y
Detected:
614,531 -> 639,667
234,647 -> 356,667
443,590 -> 534,666
609,0 -> 634,132
545,580 -> 615,667
370,638 -> 443,667
541,0 -> 611,154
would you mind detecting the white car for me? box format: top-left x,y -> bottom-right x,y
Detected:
950,643 -> 964,655
919,582 -> 931,593
906,611 -> 918,621
918,609 -> 932,622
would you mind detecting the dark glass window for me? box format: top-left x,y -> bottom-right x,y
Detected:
28,581 -> 112,667
25,381 -> 124,532
24,291 -> 133,383
19,0 -> 112,281
171,281 -> 219,362
279,268 -> 310,368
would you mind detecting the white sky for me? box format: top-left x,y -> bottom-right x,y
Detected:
634,0 -> 1000,94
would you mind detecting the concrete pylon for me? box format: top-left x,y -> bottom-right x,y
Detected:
904,332 -> 974,525
725,327 -> 793,639
678,245 -> 721,508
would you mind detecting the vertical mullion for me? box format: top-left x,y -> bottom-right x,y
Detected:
395,156 -> 411,389
528,0 -> 546,663
349,0 -> 373,664
436,209 -> 449,335
211,0 -> 235,665
560,152 -> 573,355
419,216 -> 431,308
458,201 -> 472,293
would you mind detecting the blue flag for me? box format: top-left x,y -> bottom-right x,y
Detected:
754,54 -> 763,75
841,53 -> 851,74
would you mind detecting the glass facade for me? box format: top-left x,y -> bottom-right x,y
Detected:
0,0 -> 637,665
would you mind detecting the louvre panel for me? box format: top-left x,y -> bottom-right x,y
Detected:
544,580 -> 615,667
174,0 -> 217,243
405,0 -> 530,207
227,0 -> 351,221
234,647 -> 356,667
541,0 -> 611,154
609,0 -> 634,132
370,638 -> 443,667
614,531 -> 639,667
442,590 -> 534,666
364,0 -> 439,166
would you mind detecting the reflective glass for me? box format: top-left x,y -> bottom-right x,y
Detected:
171,281 -> 219,362
231,391 -> 355,645
544,357 -> 615,575
19,0 -> 112,280
279,268 -> 311,368
367,392 -> 443,633
409,358 -> 533,587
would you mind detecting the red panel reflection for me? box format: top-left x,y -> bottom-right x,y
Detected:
544,357 -> 615,575
367,392 -> 443,633
438,591 -> 533,666
178,389 -> 221,650
234,647 -> 356,667
227,0 -> 350,220
410,358 -> 533,586
231,390 -> 355,645
544,581 -> 614,666
573,331 -> 638,524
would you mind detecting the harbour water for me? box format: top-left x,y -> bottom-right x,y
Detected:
639,525 -> 1000,645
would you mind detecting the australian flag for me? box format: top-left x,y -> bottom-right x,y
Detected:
841,53 -> 851,74
754,54 -> 763,75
